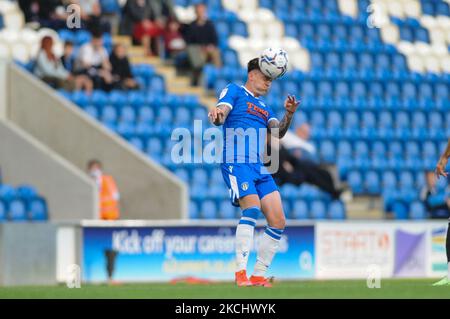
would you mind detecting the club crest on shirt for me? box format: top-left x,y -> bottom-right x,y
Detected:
241,182 -> 249,191
219,88 -> 228,99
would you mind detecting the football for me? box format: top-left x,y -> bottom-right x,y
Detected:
258,48 -> 289,80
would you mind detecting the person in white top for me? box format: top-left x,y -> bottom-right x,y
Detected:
75,30 -> 113,90
34,35 -> 92,93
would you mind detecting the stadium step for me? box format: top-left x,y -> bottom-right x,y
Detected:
113,35 -> 131,47
116,35 -> 217,110
346,196 -> 384,219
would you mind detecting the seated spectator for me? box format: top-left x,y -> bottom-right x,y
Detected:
34,36 -> 92,92
420,171 -> 450,219
184,3 -> 222,86
283,123 -> 318,162
120,0 -> 163,56
87,159 -> 120,220
74,30 -> 114,91
164,20 -> 186,59
61,41 -> 93,94
76,0 -> 111,33
18,0 -> 68,30
109,43 -> 140,90
270,141 -> 349,201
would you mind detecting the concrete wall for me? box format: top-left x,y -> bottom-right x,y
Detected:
0,60 -> 7,119
0,120 -> 98,220
7,63 -> 187,220
0,223 -> 57,286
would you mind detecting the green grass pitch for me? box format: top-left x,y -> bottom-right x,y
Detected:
0,279 -> 450,299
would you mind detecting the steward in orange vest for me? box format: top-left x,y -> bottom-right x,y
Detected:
87,159 -> 120,220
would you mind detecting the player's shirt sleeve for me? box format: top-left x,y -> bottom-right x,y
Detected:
216,84 -> 238,110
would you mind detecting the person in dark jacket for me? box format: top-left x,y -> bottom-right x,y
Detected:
109,43 -> 139,90
119,0 -> 164,56
184,3 -> 222,86
270,143 -> 347,200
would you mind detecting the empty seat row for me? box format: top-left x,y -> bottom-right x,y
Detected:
190,199 -> 346,220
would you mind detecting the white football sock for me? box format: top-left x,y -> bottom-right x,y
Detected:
235,206 -> 260,272
253,226 -> 284,277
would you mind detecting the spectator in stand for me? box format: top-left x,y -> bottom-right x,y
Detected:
76,0 -> 111,33
184,3 -> 221,86
109,43 -> 140,90
61,41 -> 75,72
74,30 -> 114,91
268,137 -> 349,201
87,159 -> 120,220
34,36 -> 92,92
420,170 -> 450,219
120,0 -> 164,56
61,41 -> 94,93
18,0 -> 69,30
164,20 -> 186,59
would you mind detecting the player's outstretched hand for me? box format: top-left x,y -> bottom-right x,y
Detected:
208,107 -> 225,126
284,95 -> 300,114
436,156 -> 448,178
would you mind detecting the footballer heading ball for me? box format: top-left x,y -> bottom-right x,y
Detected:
258,48 -> 289,80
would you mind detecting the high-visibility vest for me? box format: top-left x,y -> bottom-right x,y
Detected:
99,175 -> 120,220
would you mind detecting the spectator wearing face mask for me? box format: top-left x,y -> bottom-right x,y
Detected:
86,159 -> 120,220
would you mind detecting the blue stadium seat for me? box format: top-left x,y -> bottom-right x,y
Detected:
292,200 -> 309,219
0,184 -> 16,202
219,200 -> 236,219
75,30 -> 92,45
328,200 -> 345,219
392,201 -> 409,219
348,170 -> 363,194
146,138 -> 163,159
283,200 -> 291,217
16,185 -> 38,201
120,106 -> 136,123
28,198 -> 48,221
101,105 -> 118,123
189,201 -> 199,218
8,199 -> 27,221
174,168 -> 189,184
84,105 -> 99,119
174,107 -> 191,126
366,171 -> 380,194
409,201 -> 427,220
149,76 -> 165,93
58,29 -> 75,43
158,106 -> 173,124
200,200 -> 217,219
0,200 -> 6,221
337,140 -> 352,158
372,141 -> 386,155
320,140 -> 335,163
128,136 -> 144,151
138,106 -> 154,123
192,169 -> 208,186
310,200 -> 327,219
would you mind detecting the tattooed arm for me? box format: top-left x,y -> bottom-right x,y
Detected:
436,138 -> 450,177
208,104 -> 232,126
268,95 -> 300,138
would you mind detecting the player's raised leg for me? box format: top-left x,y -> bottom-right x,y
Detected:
235,194 -> 261,287
250,190 -> 285,287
